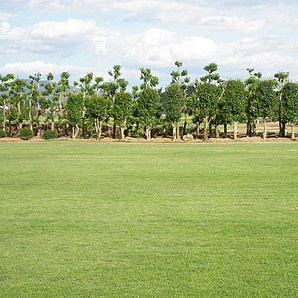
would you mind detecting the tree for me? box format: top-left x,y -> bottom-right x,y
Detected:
220,79 -> 246,140
274,71 -> 290,136
196,63 -> 225,140
66,93 -> 83,139
86,93 -> 109,140
255,79 -> 277,140
170,61 -> 189,138
165,83 -> 182,141
112,92 -> 133,139
280,82 -> 298,139
136,88 -> 162,140
245,69 -> 262,136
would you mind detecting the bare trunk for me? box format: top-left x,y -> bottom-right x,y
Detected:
145,126 -> 151,141
234,121 -> 238,140
98,120 -> 102,140
263,120 -> 267,141
176,121 -> 180,139
29,98 -> 33,131
196,122 -> 200,139
215,125 -> 219,138
2,97 -> 5,133
291,123 -> 295,140
224,123 -> 227,137
172,122 -> 176,142
72,124 -> 79,139
120,119 -> 126,140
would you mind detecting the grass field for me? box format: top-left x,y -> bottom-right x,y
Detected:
0,141 -> 297,297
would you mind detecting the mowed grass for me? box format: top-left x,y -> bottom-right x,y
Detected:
0,141 -> 297,297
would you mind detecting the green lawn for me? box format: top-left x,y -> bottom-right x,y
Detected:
0,141 -> 297,297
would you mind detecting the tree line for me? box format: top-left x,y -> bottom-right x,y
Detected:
1,62 -> 298,141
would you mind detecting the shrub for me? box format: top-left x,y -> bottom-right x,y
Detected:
19,128 -> 33,140
0,130 -> 6,138
43,129 -> 57,140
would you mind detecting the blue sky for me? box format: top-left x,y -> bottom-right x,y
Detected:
0,0 -> 298,89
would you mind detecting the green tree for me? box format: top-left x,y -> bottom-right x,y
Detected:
113,92 -> 133,139
66,93 -> 83,139
274,71 -> 289,136
280,82 -> 298,139
86,93 -> 109,140
220,79 -> 246,139
245,69 -> 262,136
137,88 -> 162,140
165,83 -> 182,141
255,79 -> 277,140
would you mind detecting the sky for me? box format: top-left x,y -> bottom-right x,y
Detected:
0,0 -> 298,90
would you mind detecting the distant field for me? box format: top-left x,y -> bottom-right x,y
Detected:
0,141 -> 297,297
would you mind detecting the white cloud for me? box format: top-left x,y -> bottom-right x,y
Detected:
0,61 -> 88,80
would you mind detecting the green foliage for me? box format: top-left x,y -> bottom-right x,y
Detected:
165,83 -> 182,124
43,129 -> 57,139
66,93 -> 83,127
281,82 -> 298,123
19,127 -> 33,140
0,130 -> 6,138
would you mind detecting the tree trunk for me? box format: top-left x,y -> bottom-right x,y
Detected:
234,121 -> 238,140
291,124 -> 295,140
176,121 -> 180,139
209,121 -> 212,138
2,97 -> 5,133
145,126 -> 151,141
29,98 -> 33,131
215,125 -> 219,138
98,120 -> 102,140
72,124 -> 79,139
203,116 -> 208,141
196,122 -> 200,139
224,123 -> 227,137
183,111 -> 187,136
172,122 -> 176,142
263,119 -> 267,141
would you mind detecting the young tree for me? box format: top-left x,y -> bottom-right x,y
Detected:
170,61 -> 188,138
137,88 -> 162,140
274,71 -> 290,136
66,93 -> 83,139
86,93 -> 109,140
245,69 -> 262,136
165,83 -> 182,141
220,79 -> 246,140
196,63 -> 225,140
112,92 -> 133,139
280,82 -> 298,139
255,79 -> 277,140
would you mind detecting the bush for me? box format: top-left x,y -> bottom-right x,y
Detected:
0,130 -> 6,138
19,128 -> 33,140
43,129 -> 57,140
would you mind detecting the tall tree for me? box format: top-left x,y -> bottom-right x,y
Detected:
165,83 -> 182,141
113,92 -> 133,139
274,71 -> 289,136
66,93 -> 83,139
245,69 -> 262,136
280,82 -> 298,139
220,79 -> 246,140
255,79 -> 277,140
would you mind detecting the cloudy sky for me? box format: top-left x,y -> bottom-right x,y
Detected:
1,0 -> 298,89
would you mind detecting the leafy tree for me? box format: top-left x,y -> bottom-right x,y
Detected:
112,92 -> 133,139
136,88 -> 162,140
165,83 -> 182,141
245,69 -> 262,136
280,82 -> 298,139
274,71 -> 290,136
66,93 -> 83,139
86,93 -> 109,140
220,79 -> 246,139
196,63 -> 225,140
255,79 -> 277,140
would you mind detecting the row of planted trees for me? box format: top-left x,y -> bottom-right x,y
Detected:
1,62 -> 298,141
